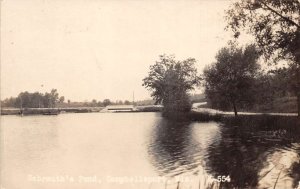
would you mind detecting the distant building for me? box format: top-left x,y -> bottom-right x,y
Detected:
101,105 -> 137,112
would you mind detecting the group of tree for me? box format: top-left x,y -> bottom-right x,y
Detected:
203,43 -> 297,115
82,99 -> 133,107
143,51 -> 266,117
143,0 -> 300,119
203,44 -> 261,116
1,89 -> 63,108
1,94 -> 136,108
225,0 -> 300,116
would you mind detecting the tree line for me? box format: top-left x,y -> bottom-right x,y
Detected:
143,0 -> 300,119
1,90 -> 136,108
82,99 -> 135,107
143,49 -> 296,117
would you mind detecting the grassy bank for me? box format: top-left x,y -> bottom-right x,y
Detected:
200,96 -> 297,114
253,96 -> 297,113
188,111 -> 300,127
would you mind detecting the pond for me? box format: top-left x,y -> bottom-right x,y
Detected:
1,113 -> 300,189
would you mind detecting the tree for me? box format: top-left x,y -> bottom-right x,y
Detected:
90,99 -> 98,107
203,44 -> 260,116
1,97 -> 17,107
15,91 -> 44,108
103,99 -> 111,107
49,89 -> 59,108
97,101 -> 103,107
5,90 -> 62,108
124,100 -> 131,105
226,0 -> 300,117
17,91 -> 30,108
269,66 -> 297,97
143,55 -> 201,117
250,67 -> 298,112
32,92 -> 43,108
115,100 -> 124,105
43,93 -> 51,108
59,96 -> 65,103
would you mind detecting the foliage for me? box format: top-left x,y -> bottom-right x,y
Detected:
249,67 -> 298,112
143,55 -> 201,117
59,96 -> 65,103
203,44 -> 260,115
226,0 -> 300,62
226,0 -> 300,116
2,89 -> 61,108
269,65 -> 298,96
1,95 -> 137,108
102,99 -> 111,107
48,89 -> 59,108
124,100 -> 131,105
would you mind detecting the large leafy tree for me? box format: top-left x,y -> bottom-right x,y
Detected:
203,44 -> 260,116
226,0 -> 300,117
143,55 -> 201,117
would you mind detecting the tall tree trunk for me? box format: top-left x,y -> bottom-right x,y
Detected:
296,66 -> 300,126
293,31 -> 300,121
297,66 -> 300,119
232,101 -> 238,116
298,92 -> 300,117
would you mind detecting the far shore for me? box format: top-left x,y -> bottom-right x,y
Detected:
0,105 -> 163,115
1,104 -> 298,118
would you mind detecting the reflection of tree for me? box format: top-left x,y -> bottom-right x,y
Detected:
205,119 -> 300,188
205,126 -> 266,188
147,116 -> 300,188
147,119 -> 203,177
288,146 -> 300,188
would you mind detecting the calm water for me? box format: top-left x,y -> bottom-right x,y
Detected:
1,113 -> 300,189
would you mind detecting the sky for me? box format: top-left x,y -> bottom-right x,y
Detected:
1,0 -> 248,102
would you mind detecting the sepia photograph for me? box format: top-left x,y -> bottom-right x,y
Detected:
1,0 -> 300,188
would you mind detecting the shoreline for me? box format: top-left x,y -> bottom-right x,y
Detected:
1,107 -> 298,123
0,106 -> 163,115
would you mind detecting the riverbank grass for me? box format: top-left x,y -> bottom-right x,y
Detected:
188,111 -> 300,128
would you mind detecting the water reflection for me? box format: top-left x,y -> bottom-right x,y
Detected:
205,125 -> 268,188
148,118 -> 300,189
205,121 -> 300,188
147,119 -> 223,189
148,120 -> 201,177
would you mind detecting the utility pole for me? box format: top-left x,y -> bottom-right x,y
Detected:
132,91 -> 135,105
20,95 -> 23,116
39,84 -> 44,108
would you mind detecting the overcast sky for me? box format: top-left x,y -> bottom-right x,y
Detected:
1,0 -> 247,102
